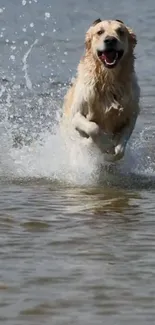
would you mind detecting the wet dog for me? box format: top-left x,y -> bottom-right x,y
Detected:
61,19 -> 140,161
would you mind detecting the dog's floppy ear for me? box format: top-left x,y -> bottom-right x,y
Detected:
116,19 -> 137,49
92,18 -> 102,26
116,20 -> 137,49
85,29 -> 92,51
127,26 -> 137,49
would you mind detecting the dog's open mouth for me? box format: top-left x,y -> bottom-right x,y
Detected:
97,50 -> 124,68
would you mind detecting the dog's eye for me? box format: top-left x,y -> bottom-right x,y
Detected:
97,29 -> 104,35
117,28 -> 125,36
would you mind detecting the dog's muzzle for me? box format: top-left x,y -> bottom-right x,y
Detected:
97,37 -> 124,69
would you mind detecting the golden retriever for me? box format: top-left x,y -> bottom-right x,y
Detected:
61,19 -> 140,161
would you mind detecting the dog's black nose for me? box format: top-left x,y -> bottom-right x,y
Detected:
104,36 -> 117,47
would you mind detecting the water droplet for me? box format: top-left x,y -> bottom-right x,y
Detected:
22,0 -> 27,5
22,27 -> 27,32
10,55 -> 15,61
11,46 -> 16,50
45,12 -> 50,19
30,23 -> 34,28
0,8 -> 3,13
13,84 -> 21,90
41,32 -> 44,36
24,40 -> 28,45
38,98 -> 43,106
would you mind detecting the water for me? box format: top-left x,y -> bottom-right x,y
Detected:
0,0 -> 155,324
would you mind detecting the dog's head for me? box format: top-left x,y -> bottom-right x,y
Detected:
85,19 -> 137,69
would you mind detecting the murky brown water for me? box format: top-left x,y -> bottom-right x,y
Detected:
0,0 -> 155,324
1,182 -> 155,325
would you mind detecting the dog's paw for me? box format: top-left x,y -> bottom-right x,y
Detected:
87,122 -> 100,137
114,144 -> 125,160
81,136 -> 93,146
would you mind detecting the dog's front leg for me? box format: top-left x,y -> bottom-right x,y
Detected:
73,112 -> 114,151
72,112 -> 100,138
91,129 -> 114,153
114,110 -> 139,160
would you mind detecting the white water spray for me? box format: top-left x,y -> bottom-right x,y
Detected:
22,39 -> 38,90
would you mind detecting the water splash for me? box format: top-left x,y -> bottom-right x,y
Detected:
22,39 -> 38,90
0,73 -> 154,187
0,85 -> 6,98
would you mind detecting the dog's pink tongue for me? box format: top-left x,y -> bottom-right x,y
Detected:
103,51 -> 116,63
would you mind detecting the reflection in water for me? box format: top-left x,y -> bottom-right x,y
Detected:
59,185 -> 141,217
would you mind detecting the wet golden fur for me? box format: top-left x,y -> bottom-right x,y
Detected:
62,19 -> 140,161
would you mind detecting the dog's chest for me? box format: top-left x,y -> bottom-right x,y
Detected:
87,94 -> 129,134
